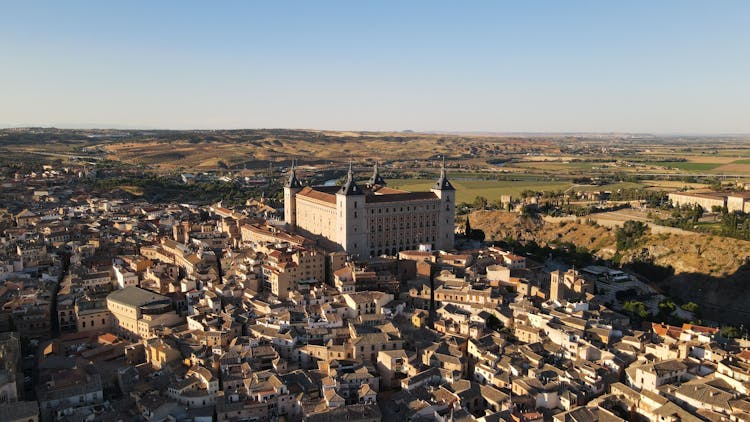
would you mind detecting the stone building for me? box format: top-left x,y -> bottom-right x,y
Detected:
106,286 -> 183,340
550,269 -> 594,301
284,161 -> 455,258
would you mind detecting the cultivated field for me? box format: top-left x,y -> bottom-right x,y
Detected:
3,128 -> 750,183
388,178 -> 571,203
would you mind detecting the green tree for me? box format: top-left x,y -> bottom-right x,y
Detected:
681,302 -> 698,312
721,325 -> 741,338
615,220 -> 648,251
681,302 -> 700,314
658,299 -> 676,313
470,229 -> 486,242
472,196 -> 488,209
692,205 -> 704,223
623,301 -> 650,318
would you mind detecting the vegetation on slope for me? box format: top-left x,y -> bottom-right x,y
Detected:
470,210 -> 750,325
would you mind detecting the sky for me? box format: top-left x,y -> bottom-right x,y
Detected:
1,1 -> 749,133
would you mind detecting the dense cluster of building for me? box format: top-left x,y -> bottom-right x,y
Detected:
2,163 -> 750,421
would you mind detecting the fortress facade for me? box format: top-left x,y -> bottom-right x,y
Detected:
284,162 -> 455,258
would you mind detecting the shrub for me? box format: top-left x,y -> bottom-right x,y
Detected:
616,220 -> 648,251
623,301 -> 650,318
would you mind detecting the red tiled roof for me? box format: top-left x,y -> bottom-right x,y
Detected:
736,350 -> 750,362
297,187 -> 336,204
681,323 -> 719,334
98,333 -> 119,344
366,191 -> 438,203
652,322 -> 682,339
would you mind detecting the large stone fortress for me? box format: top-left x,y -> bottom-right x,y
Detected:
284,162 -> 455,258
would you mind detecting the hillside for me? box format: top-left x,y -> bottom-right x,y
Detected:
469,210 -> 750,277
468,210 -> 616,256
469,210 -> 750,324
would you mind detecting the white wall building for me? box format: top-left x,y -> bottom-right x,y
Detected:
284,162 -> 455,258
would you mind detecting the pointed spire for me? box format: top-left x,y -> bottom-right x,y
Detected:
368,161 -> 386,187
433,156 -> 454,191
285,160 -> 302,189
339,161 -> 363,195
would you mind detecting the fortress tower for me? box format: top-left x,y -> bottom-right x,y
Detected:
283,162 -> 303,230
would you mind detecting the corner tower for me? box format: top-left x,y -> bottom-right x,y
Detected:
367,162 -> 386,188
336,163 -> 367,257
284,162 -> 303,230
431,158 -> 455,250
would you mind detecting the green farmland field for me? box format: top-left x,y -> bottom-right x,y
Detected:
387,178 -> 571,203
643,161 -> 722,171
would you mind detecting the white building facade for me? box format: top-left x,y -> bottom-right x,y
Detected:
284,162 -> 455,258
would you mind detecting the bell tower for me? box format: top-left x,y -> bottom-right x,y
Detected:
283,161 -> 303,230
431,157 -> 455,251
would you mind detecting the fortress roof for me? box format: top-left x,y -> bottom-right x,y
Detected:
297,186 -> 337,204
365,191 -> 438,203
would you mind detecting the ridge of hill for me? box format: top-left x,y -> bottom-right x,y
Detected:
469,210 -> 750,324
469,210 -> 750,277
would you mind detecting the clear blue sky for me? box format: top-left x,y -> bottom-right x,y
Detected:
2,1 -> 749,133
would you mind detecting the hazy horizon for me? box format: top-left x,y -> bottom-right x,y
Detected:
3,124 -> 750,138
2,1 -> 749,134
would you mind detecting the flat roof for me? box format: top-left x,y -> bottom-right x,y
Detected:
107,286 -> 168,307
669,190 -> 726,200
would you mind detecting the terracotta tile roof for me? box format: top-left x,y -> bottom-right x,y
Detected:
365,191 -> 438,203
371,186 -> 409,194
682,323 -> 719,334
736,350 -> 750,362
98,333 -> 118,344
652,322 -> 682,339
297,187 -> 336,204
